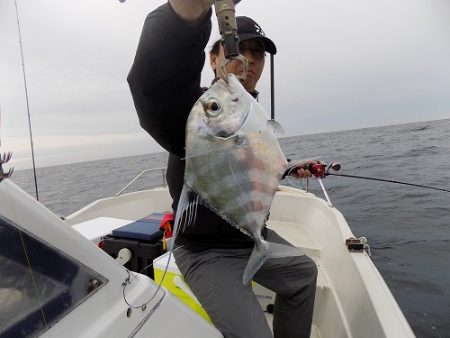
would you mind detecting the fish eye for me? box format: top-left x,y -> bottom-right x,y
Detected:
205,99 -> 222,117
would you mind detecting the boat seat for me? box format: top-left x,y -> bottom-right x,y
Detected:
72,217 -> 133,244
266,220 -> 322,258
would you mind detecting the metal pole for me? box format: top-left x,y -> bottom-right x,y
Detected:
270,54 -> 275,120
317,178 -> 332,207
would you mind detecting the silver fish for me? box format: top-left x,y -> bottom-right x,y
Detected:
176,74 -> 303,285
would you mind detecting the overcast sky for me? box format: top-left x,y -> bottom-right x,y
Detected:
1,0 -> 449,170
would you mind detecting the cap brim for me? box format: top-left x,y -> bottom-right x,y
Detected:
238,33 -> 277,55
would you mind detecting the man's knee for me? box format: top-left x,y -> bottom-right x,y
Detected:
293,255 -> 318,291
305,256 -> 318,282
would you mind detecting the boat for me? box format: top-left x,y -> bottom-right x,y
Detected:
0,165 -> 416,337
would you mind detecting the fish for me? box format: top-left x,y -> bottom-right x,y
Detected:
175,74 -> 303,285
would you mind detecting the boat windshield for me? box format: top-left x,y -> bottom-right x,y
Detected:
0,216 -> 107,337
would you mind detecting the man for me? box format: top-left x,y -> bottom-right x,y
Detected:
128,1 -> 317,337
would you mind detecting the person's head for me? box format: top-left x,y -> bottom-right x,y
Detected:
210,16 -> 277,93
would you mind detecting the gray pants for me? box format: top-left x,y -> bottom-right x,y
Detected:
174,229 -> 318,338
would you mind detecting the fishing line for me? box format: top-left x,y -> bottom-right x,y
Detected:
304,162 -> 450,194
4,184 -> 50,333
123,189 -> 204,309
325,173 -> 450,193
121,239 -> 184,309
285,174 -> 306,190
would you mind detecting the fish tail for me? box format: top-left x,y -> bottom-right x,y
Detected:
242,240 -> 304,285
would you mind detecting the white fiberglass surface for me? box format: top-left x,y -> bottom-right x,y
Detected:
0,215 -> 106,338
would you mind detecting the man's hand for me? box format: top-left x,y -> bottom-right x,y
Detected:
287,160 -> 321,179
169,0 -> 215,22
169,0 -> 241,23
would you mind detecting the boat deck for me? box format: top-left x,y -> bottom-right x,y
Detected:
264,312 -> 322,338
64,187 -> 416,338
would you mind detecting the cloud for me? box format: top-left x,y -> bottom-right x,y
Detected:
1,0 -> 449,169
3,132 -> 163,170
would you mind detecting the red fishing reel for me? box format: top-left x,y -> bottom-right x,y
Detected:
282,160 -> 341,179
308,163 -> 326,178
308,162 -> 341,178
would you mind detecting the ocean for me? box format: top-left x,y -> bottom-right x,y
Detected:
11,118 -> 450,338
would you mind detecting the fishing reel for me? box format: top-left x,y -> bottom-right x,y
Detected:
282,160 -> 340,207
283,161 -> 341,179
308,162 -> 341,178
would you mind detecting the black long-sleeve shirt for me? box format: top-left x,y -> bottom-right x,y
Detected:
128,3 -> 255,249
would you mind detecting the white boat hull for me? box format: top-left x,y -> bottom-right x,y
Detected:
65,185 -> 415,338
0,178 -> 415,337
0,180 -> 222,338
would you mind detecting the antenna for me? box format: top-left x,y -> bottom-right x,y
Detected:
15,0 -> 39,200
270,54 -> 275,120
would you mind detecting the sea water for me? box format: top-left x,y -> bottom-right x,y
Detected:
12,118 -> 450,338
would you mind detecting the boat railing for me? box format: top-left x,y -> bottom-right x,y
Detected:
114,166 -> 332,203
116,167 -> 167,196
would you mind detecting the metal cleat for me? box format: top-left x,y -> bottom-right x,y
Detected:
345,237 -> 371,256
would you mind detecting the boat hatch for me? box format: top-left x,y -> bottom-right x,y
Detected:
0,215 -> 107,338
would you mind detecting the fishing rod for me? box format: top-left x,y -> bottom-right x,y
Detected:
15,0 -> 39,200
306,162 -> 450,194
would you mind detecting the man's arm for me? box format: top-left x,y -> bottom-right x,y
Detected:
127,2 -> 212,156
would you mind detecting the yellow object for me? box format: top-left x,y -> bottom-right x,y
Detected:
153,253 -> 212,322
153,252 -> 276,323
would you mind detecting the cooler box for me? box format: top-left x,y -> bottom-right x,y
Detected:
153,252 -> 275,322
111,213 -> 165,241
102,213 -> 166,279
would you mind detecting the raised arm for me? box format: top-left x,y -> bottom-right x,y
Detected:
169,0 -> 212,22
127,1 -> 213,156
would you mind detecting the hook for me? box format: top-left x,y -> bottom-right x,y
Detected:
219,54 -> 249,83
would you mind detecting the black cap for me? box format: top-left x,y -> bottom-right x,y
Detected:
236,16 -> 277,55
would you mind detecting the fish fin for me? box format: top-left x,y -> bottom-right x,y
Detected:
174,185 -> 200,233
242,240 -> 304,285
265,241 -> 304,259
268,119 -> 285,134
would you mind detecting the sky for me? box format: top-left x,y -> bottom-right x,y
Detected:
1,0 -> 449,170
